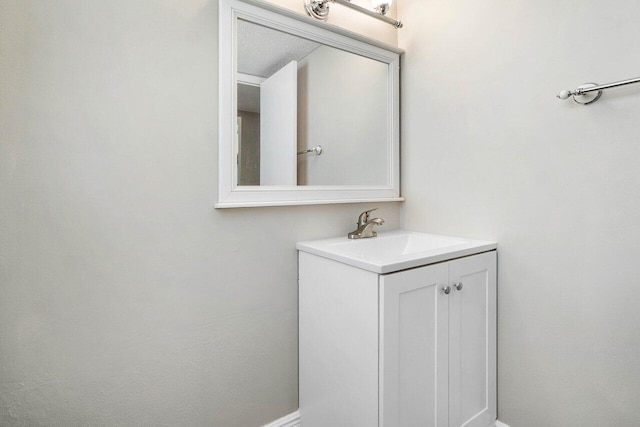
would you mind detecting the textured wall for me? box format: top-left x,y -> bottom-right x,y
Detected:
0,0 -> 400,425
398,0 -> 640,426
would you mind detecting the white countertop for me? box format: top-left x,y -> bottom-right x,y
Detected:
297,230 -> 497,274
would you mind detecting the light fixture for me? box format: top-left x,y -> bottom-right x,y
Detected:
304,0 -> 403,29
371,0 -> 391,16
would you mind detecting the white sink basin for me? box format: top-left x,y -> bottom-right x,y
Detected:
297,230 -> 496,274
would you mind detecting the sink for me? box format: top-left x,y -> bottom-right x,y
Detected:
297,230 -> 496,274
326,232 -> 469,258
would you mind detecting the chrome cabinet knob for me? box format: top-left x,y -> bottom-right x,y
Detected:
441,286 -> 451,295
454,282 -> 463,291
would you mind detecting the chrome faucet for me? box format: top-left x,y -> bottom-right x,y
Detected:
348,208 -> 385,239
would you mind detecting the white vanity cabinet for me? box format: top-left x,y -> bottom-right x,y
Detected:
381,251 -> 496,427
298,231 -> 497,427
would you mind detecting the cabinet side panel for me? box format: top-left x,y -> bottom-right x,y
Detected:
380,263 -> 449,427
449,251 -> 497,427
299,252 -> 379,427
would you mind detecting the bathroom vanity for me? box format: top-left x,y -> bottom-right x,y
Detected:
297,231 -> 497,427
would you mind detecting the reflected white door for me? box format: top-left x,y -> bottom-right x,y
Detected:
260,60 -> 297,185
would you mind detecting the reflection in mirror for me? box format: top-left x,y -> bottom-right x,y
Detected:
236,19 -> 389,187
217,0 -> 401,208
237,83 -> 260,185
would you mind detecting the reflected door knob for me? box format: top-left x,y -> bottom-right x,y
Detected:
454,282 -> 463,291
441,286 -> 451,295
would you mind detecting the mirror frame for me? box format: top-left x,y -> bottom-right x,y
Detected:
217,0 -> 403,208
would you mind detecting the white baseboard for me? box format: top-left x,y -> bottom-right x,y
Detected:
262,410 -> 301,427
496,420 -> 511,427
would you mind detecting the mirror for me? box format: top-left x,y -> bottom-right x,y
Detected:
236,19 -> 389,187
218,0 -> 402,208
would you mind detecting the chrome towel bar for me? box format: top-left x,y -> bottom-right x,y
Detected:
557,76 -> 640,105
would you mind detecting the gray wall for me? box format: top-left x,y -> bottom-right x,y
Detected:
0,1 -> 400,425
398,0 -> 640,426
7,0 -> 637,425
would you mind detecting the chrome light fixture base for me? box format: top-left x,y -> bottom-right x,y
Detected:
304,0 -> 330,21
304,0 -> 403,28
374,3 -> 389,15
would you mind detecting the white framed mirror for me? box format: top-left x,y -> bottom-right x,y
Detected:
217,0 -> 402,208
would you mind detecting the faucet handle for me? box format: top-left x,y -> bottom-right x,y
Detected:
358,208 -> 378,225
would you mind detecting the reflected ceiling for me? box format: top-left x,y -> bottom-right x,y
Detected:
237,19 -> 320,77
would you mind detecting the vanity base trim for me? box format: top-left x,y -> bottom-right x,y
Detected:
263,410 -> 508,427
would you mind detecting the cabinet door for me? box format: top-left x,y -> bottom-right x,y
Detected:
448,252 -> 497,427
380,263 -> 449,427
